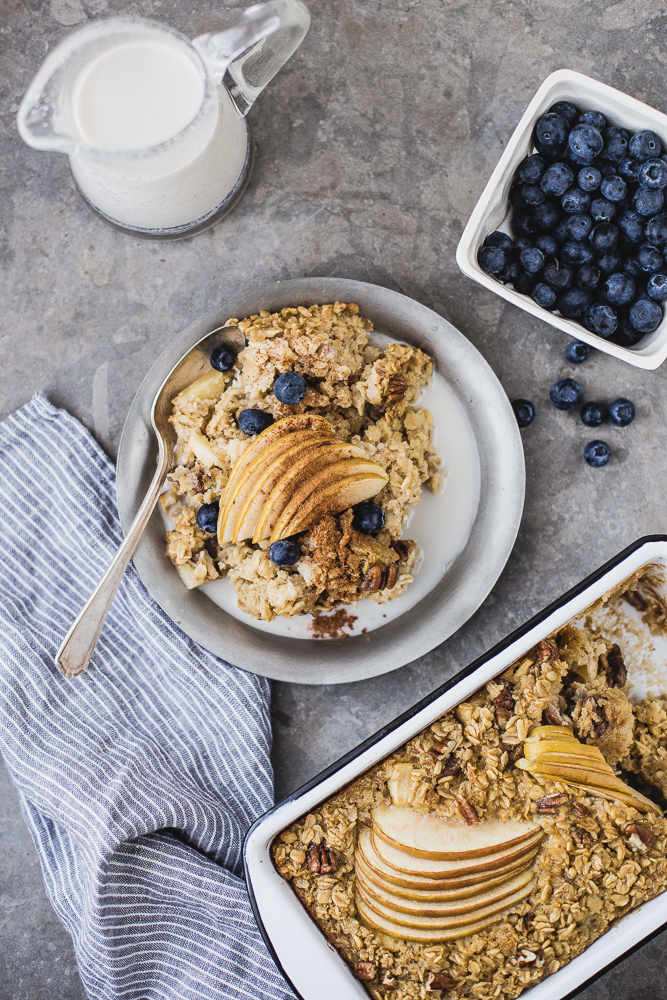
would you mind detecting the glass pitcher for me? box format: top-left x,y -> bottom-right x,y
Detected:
17,1 -> 310,239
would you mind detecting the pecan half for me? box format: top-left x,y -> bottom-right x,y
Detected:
307,845 -> 338,873
355,961 -> 376,981
493,682 -> 515,710
381,372 -> 408,410
455,793 -> 478,825
392,539 -> 413,561
361,566 -> 383,592
381,564 -> 399,590
571,801 -> 592,818
625,823 -> 656,853
605,643 -> 627,688
537,793 -> 568,814
306,844 -> 321,872
442,755 -> 461,775
425,972 -> 456,991
572,825 -> 595,847
543,705 -> 571,727
536,638 -> 557,664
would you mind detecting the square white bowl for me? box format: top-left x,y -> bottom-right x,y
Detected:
244,534 -> 667,1000
456,69 -> 667,370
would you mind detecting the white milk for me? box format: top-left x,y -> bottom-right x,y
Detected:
69,41 -> 248,231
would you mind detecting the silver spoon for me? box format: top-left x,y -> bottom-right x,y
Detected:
56,324 -> 246,677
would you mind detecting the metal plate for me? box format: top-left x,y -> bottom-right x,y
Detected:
116,277 -> 525,683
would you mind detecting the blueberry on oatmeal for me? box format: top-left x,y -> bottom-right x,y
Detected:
237,409 -> 274,435
273,371 -> 308,405
352,501 -> 386,536
269,538 -> 302,566
196,501 -> 219,533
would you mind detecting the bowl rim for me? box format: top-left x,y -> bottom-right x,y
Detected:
456,68 -> 667,371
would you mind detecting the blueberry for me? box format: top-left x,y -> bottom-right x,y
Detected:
612,311 -> 645,346
578,110 -> 606,130
604,272 -> 635,306
497,259 -> 521,284
645,214 -> 667,247
237,408 -> 274,435
564,213 -> 593,241
569,123 -> 604,161
622,256 -> 643,278
638,244 -> 664,273
578,166 -> 602,192
484,231 -> 514,253
565,340 -> 590,364
514,270 -> 536,294
584,302 -> 618,337
580,401 -> 607,426
512,210 -> 540,237
584,440 -> 612,467
561,240 -> 594,265
608,397 -> 635,426
640,158 -> 667,190
518,154 -> 546,184
531,282 -> 557,309
589,222 -> 618,253
601,126 -> 630,162
629,298 -> 663,332
633,187 -> 665,217
629,129 -> 662,162
596,250 -> 623,275
554,220 -> 571,243
619,157 -> 640,183
513,236 -> 534,253
535,112 -> 568,155
543,260 -> 573,290
521,183 -> 547,206
601,175 -> 627,202
510,184 -> 528,209
550,377 -> 583,410
533,200 -> 561,230
557,288 -> 591,318
541,162 -> 574,197
196,501 -> 219,533
269,538 -> 302,566
536,234 -> 560,257
478,245 -> 506,275
273,371 -> 307,404
590,198 -> 616,223
618,210 -> 645,244
577,264 -> 601,291
647,272 -> 667,301
568,148 -> 597,167
562,187 -> 591,214
210,345 -> 236,371
352,501 -> 385,536
599,162 -> 618,178
550,101 -> 578,124
519,247 -> 545,273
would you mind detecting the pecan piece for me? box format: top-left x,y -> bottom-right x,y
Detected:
361,566 -> 383,592
605,643 -> 627,688
429,740 -> 451,759
543,704 -> 571,727
536,638 -> 557,664
392,539 -> 413,561
381,564 -> 399,590
492,682 -> 515,710
425,972 -> 456,991
306,844 -> 321,873
625,823 -> 656,853
572,825 -> 595,847
516,949 -> 538,968
442,755 -> 461,775
522,910 -> 536,933
307,844 -> 338,873
455,793 -> 479,825
355,961 -> 376,981
359,814 -> 373,828
381,373 -> 408,410
537,793 -> 568,814
571,801 -> 592,818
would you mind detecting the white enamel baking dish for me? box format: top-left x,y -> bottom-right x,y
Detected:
244,534 -> 667,1000
456,70 -> 667,370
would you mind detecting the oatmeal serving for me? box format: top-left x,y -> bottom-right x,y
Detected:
272,566 -> 667,999
161,302 -> 443,622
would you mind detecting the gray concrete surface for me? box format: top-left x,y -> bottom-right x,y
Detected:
2,0 -> 667,997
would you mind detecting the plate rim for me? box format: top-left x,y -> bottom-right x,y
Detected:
116,276 -> 525,684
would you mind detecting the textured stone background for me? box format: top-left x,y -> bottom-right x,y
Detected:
2,0 -> 667,996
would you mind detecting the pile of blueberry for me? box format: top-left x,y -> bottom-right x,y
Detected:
512,341 -> 635,467
478,101 -> 667,345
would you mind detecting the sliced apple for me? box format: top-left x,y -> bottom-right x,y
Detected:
520,752 -> 614,773
565,781 -> 662,816
523,740 -> 606,761
370,829 -> 543,879
270,466 -> 388,542
526,725 -> 577,742
188,430 -> 224,470
355,894 -> 512,943
371,805 -> 540,861
173,369 -> 228,406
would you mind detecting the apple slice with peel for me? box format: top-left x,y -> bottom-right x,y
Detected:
565,781 -> 662,816
521,752 -> 615,772
269,467 -> 388,542
526,725 -> 577,742
355,866 -> 534,917
517,760 -> 662,812
370,829 -> 543,878
371,805 -> 540,860
355,895 -> 513,943
524,740 -> 606,761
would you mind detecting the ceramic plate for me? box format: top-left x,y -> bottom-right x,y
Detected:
116,277 -> 525,683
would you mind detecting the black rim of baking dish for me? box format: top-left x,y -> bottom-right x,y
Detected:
243,532 -> 667,1000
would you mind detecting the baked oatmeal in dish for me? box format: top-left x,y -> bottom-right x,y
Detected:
272,566 -> 667,1000
161,303 -> 443,623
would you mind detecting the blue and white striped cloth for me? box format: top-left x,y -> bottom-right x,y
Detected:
0,394 -> 293,1000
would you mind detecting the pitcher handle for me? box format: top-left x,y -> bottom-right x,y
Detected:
193,0 -> 310,117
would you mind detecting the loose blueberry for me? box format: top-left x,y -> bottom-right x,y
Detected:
619,157 -> 641,183
210,345 -> 236,371
352,501 -> 385,536
601,126 -> 629,162
645,214 -> 667,247
604,272 -> 635,306
550,377 -> 583,410
629,129 -> 662,162
590,197 -> 616,223
589,222 -> 618,253
584,440 -> 612,467
561,187 -> 591,214
578,110 -> 606,130
269,538 -> 302,566
511,399 -> 536,428
541,162 -> 574,197
577,264 -> 601,291
484,231 -> 514,253
608,397 -> 635,426
512,210 -> 539,237
584,302 -> 618,338
521,183 -> 547,206
640,158 -> 667,190
273,371 -> 307,404
561,240 -> 594,265
595,250 -> 623,275
565,340 -> 590,364
196,501 -> 219,533
518,154 -> 546,184
543,260 -> 573,290
535,112 -> 568,155
550,101 -> 578,124
647,272 -> 667,301
601,174 -> 627,202
564,213 -> 593,241
557,288 -> 591,318
633,187 -> 665,217
578,166 -> 602,192
618,209 -> 645,244
580,401 -> 607,427
519,247 -> 545,273
638,244 -> 664,273
514,270 -> 536,294
629,298 -> 663,332
533,200 -> 562,230
237,409 -> 274,435
569,123 -> 604,161
536,234 -> 560,257
532,282 -> 557,309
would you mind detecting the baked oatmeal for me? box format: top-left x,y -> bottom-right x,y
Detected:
161,303 -> 443,622
272,567 -> 667,999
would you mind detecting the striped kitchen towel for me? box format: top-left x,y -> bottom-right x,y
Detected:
0,393 -> 293,1000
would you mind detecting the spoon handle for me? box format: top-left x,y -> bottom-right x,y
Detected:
56,442 -> 171,677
